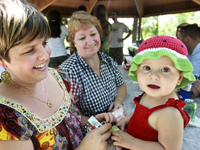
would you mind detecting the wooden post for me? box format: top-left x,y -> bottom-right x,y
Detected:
132,18 -> 138,43
138,17 -> 142,40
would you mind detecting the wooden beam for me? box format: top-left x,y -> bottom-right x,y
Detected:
134,0 -> 143,17
88,0 -> 98,13
192,0 -> 200,5
36,0 -> 57,11
143,7 -> 200,17
51,0 -> 87,8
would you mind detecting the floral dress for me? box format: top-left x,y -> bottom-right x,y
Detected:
0,68 -> 83,150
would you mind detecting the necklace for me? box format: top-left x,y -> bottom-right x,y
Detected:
10,79 -> 52,108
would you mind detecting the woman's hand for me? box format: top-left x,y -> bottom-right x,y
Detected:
95,112 -> 117,123
77,123 -> 112,150
108,100 -> 123,112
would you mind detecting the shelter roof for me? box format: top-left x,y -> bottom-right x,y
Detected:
28,0 -> 200,18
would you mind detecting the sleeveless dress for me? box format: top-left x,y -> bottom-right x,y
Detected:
0,68 -> 83,150
127,93 -> 190,142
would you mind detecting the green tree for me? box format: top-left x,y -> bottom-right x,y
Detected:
140,11 -> 200,40
141,16 -> 159,39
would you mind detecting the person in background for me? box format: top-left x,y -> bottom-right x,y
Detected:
78,5 -> 87,11
109,10 -> 132,65
47,10 -> 69,67
59,11 -> 127,122
94,4 -> 112,56
111,36 -> 195,150
0,1 -> 116,149
176,22 -> 189,38
177,24 -> 200,97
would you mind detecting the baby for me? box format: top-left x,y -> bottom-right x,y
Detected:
111,35 -> 195,150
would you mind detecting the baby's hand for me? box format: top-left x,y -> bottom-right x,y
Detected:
111,130 -> 134,149
116,118 -> 127,131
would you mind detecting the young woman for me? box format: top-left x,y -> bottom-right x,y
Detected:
47,10 -> 69,67
0,1 -> 116,149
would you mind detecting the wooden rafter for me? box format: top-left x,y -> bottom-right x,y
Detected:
50,0 -> 87,8
33,0 -> 57,11
134,0 -> 143,17
88,0 -> 98,13
192,0 -> 200,5
29,0 -> 200,18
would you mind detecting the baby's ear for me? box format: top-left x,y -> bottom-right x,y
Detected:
177,72 -> 183,85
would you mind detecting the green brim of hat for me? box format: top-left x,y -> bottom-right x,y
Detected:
128,48 -> 196,89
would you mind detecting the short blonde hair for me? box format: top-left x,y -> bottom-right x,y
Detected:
0,0 -> 50,62
68,11 -> 103,53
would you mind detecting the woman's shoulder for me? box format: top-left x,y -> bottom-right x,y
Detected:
59,53 -> 78,71
101,53 -> 119,69
100,51 -> 115,63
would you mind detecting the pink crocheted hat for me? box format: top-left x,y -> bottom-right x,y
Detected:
128,35 -> 195,89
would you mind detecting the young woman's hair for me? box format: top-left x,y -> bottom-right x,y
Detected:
0,0 -> 50,62
68,11 -> 103,53
78,5 -> 87,11
47,10 -> 62,38
94,4 -> 111,36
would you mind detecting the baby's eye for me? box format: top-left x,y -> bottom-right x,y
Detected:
161,67 -> 170,72
143,66 -> 151,71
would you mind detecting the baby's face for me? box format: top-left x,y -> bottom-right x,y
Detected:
136,56 -> 183,98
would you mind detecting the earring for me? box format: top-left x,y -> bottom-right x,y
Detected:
1,71 -> 11,84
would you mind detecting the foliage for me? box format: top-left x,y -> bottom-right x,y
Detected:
109,11 -> 200,53
141,11 -> 200,40
141,16 -> 159,40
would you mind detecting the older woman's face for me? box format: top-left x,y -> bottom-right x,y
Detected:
73,26 -> 100,58
1,37 -> 51,84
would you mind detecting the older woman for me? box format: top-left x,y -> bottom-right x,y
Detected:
59,11 -> 127,120
0,0 -> 116,150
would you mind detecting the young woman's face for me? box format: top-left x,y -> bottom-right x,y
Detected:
1,37 -> 51,84
136,56 -> 183,98
73,26 -> 101,58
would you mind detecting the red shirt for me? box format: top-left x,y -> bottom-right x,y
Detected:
127,93 -> 190,142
